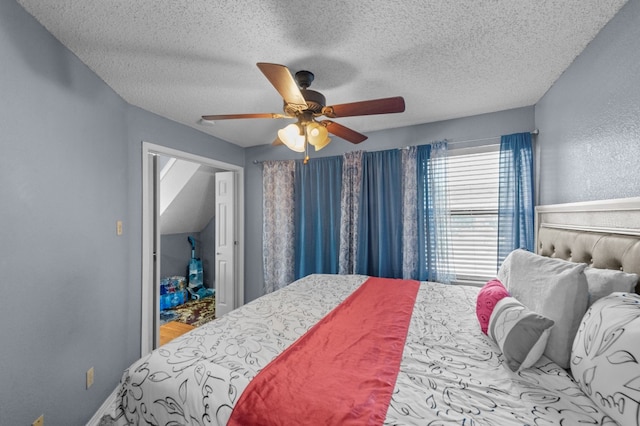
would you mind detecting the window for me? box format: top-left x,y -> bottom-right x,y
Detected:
447,146 -> 500,283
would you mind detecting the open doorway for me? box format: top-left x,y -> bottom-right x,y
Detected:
157,156 -> 217,345
141,142 -> 245,355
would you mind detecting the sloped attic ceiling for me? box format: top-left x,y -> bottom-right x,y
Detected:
160,158 -> 220,235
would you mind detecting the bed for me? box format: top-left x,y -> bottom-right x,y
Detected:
99,197 -> 640,425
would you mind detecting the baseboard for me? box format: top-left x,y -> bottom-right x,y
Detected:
86,385 -> 119,426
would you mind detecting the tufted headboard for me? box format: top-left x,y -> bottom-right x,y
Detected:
535,197 -> 640,292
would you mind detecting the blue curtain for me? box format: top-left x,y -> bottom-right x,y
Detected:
294,156 -> 343,279
416,144 -> 435,280
356,149 -> 403,278
416,145 -> 436,281
497,132 -> 535,268
415,142 -> 454,283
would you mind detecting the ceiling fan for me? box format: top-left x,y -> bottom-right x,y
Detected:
201,63 -> 405,154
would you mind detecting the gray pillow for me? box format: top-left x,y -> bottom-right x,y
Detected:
497,249 -> 588,369
583,267 -> 638,306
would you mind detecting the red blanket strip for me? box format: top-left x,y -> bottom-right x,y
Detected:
228,277 -> 420,426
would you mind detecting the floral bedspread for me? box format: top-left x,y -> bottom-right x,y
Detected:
102,274 -> 611,425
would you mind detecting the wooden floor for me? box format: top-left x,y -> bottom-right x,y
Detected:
159,321 -> 195,346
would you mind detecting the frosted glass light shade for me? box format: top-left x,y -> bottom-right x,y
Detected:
312,135 -> 330,151
307,122 -> 330,151
278,123 -> 306,152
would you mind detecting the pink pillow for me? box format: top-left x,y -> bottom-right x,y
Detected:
476,279 -> 509,334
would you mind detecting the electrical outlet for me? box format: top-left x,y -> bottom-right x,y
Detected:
86,367 -> 94,389
32,414 -> 44,426
116,220 -> 123,236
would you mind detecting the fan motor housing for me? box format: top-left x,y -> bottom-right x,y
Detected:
284,89 -> 326,116
301,89 -> 325,113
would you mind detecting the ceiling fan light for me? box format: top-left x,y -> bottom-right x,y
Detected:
313,136 -> 331,151
278,123 -> 306,152
307,122 -> 330,146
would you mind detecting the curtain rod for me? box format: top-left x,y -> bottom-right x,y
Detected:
252,129 -> 539,164
402,129 -> 539,149
446,128 -> 539,146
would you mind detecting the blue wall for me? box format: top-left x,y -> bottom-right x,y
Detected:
162,222 -> 216,290
535,0 -> 640,204
0,1 -> 243,424
161,232 -> 198,279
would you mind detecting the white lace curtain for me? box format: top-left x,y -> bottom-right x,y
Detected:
338,151 -> 363,275
401,147 -> 418,278
262,160 -> 296,294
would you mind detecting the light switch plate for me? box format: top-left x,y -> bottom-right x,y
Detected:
86,367 -> 94,389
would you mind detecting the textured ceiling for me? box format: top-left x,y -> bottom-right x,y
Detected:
17,0 -> 628,148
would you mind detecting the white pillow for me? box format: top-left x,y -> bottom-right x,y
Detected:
583,267 -> 638,306
571,292 -> 640,426
497,249 -> 588,369
488,297 -> 554,372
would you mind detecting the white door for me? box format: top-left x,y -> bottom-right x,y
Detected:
215,171 -> 236,317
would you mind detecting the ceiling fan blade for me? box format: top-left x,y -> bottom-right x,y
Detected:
322,96 -> 405,118
256,63 -> 307,109
201,113 -> 286,120
321,120 -> 368,144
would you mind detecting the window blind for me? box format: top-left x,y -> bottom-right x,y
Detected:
447,147 -> 500,283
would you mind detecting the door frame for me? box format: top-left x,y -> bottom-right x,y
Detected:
141,141 -> 245,356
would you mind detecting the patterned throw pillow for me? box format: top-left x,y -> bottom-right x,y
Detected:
571,292 -> 640,426
488,297 -> 555,372
476,279 -> 509,334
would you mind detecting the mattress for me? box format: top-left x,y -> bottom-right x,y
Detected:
107,274 -> 608,425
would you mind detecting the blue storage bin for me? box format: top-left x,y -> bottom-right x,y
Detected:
160,289 -> 188,310
160,276 -> 188,310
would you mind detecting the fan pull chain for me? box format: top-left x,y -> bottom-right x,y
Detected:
303,126 -> 310,164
